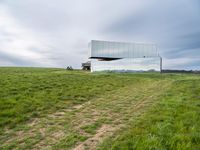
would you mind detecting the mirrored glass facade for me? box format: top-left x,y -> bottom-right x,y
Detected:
89,40 -> 161,72
91,58 -> 161,72
90,40 -> 158,59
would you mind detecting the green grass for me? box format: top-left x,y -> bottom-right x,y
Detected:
81,120 -> 102,134
98,78 -> 200,150
0,67 -> 200,149
0,67 -> 136,129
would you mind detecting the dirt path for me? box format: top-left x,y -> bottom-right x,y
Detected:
0,80 -> 172,150
72,81 -> 170,150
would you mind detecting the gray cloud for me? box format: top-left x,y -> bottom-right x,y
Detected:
0,51 -> 39,66
0,0 -> 199,69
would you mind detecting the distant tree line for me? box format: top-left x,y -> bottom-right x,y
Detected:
162,70 -> 200,74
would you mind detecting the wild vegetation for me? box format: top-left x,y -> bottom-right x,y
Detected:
0,67 -> 199,149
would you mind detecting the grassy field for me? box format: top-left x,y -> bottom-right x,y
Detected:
0,67 -> 199,149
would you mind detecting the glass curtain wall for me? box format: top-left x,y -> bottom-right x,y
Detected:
90,40 -> 161,72
90,40 -> 158,59
91,57 -> 161,72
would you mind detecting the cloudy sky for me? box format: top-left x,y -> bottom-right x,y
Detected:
0,0 -> 199,69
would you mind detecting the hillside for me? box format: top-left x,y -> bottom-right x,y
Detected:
0,68 -> 199,149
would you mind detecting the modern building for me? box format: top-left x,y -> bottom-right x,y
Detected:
88,40 -> 162,72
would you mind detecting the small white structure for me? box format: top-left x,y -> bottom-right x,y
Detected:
89,40 -> 162,72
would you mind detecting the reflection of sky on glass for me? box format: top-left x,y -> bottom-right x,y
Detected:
91,40 -> 158,59
91,58 -> 160,72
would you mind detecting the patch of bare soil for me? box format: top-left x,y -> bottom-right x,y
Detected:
73,101 -> 91,110
73,125 -> 116,150
28,118 -> 39,127
48,111 -> 66,119
40,128 -> 47,137
73,104 -> 84,109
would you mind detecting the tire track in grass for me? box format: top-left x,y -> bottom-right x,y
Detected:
0,80 -> 172,150
72,80 -> 172,150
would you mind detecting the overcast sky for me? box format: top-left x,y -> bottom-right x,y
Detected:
0,0 -> 199,69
